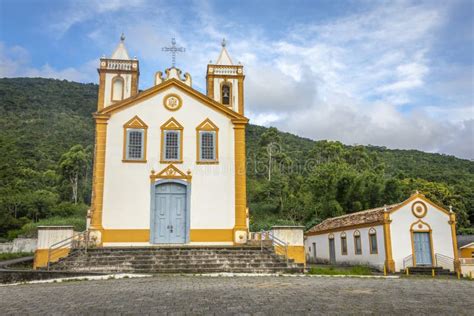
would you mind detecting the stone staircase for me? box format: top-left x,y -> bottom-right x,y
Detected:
399,266 -> 455,276
49,246 -> 305,274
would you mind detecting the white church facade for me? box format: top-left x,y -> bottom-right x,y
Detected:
305,193 -> 460,273
88,36 -> 249,246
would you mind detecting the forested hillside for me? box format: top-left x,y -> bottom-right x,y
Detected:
0,78 -> 472,239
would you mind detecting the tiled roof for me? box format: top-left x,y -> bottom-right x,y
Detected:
306,203 -> 401,234
457,235 -> 474,248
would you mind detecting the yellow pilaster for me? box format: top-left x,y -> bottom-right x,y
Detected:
237,77 -> 244,115
449,212 -> 461,273
90,114 -> 109,230
383,212 -> 395,273
207,75 -> 214,99
233,121 -> 247,238
97,71 -> 106,111
131,72 -> 139,97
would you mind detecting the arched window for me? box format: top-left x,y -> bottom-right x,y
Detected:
340,232 -> 347,255
112,76 -> 124,101
221,83 -> 231,105
354,230 -> 362,255
369,228 -> 378,254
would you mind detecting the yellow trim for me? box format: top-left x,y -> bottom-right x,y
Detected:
354,230 -> 362,255
237,77 -> 244,115
102,229 -> 150,243
449,212 -> 461,272
196,118 -> 219,164
111,75 -> 125,102
34,248 -> 70,269
219,80 -> 232,107
163,93 -> 183,111
233,122 -> 248,240
99,78 -> 248,122
190,229 -> 233,242
100,229 -> 233,243
390,192 -> 451,216
275,245 -> 306,264
97,71 -> 106,111
160,117 -> 184,164
122,115 -> 148,163
90,114 -> 110,230
150,164 -> 192,182
383,212 -> 395,272
368,227 -> 378,254
410,220 -> 435,267
131,71 -> 139,97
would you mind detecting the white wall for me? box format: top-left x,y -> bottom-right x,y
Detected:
0,238 -> 37,253
37,227 -> 74,249
102,86 -> 235,233
390,197 -> 455,271
305,225 -> 386,270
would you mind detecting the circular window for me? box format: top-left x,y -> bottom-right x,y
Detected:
411,201 -> 428,218
163,93 -> 183,111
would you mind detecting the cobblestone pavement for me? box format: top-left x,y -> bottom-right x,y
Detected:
1,276 -> 473,315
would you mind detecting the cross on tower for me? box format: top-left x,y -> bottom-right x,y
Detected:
162,38 -> 185,68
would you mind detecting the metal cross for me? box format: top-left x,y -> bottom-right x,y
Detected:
162,38 -> 185,67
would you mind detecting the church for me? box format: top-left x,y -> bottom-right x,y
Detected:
88,35 -> 249,246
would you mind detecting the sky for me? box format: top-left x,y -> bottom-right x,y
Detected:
0,0 -> 473,159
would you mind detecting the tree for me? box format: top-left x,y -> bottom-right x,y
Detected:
59,145 -> 88,204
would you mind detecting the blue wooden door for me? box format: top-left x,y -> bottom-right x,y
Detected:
153,183 -> 186,244
414,232 -> 432,266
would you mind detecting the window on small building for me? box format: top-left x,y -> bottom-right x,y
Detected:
354,230 -> 362,255
341,232 -> 347,255
222,84 -> 230,105
369,228 -> 378,254
164,130 -> 180,161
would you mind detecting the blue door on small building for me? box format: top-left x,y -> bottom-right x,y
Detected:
413,232 -> 432,266
152,182 -> 187,244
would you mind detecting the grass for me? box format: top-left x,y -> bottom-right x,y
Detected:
0,252 -> 34,261
14,216 -> 86,238
308,265 -> 373,276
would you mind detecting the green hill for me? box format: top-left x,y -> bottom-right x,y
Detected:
0,77 -> 472,239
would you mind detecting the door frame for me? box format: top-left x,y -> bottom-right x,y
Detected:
410,220 -> 434,267
150,179 -> 191,244
328,234 -> 336,264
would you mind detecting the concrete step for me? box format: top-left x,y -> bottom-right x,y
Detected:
50,246 -> 304,274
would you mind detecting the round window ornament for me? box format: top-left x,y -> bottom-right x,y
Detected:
163,93 -> 182,111
411,201 -> 428,218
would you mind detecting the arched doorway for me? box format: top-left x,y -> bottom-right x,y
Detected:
151,180 -> 190,244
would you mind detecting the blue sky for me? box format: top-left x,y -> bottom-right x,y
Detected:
1,0 -> 473,159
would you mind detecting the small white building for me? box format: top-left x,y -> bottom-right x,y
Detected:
305,193 -> 460,273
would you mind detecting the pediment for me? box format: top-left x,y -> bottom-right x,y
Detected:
98,78 -> 248,123
161,117 -> 183,130
196,118 -> 219,131
123,115 -> 148,128
150,164 -> 191,182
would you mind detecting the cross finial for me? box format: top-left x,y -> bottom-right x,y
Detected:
120,33 -> 125,42
162,38 -> 185,68
221,38 -> 226,47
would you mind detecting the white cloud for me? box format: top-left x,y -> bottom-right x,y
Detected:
2,0 -> 472,159
0,42 -> 96,82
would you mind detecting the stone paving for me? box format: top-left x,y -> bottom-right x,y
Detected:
1,275 -> 473,315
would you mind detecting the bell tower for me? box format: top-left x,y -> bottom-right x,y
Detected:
206,39 -> 245,115
97,34 -> 139,111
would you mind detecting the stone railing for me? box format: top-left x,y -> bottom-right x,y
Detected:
101,59 -> 136,71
